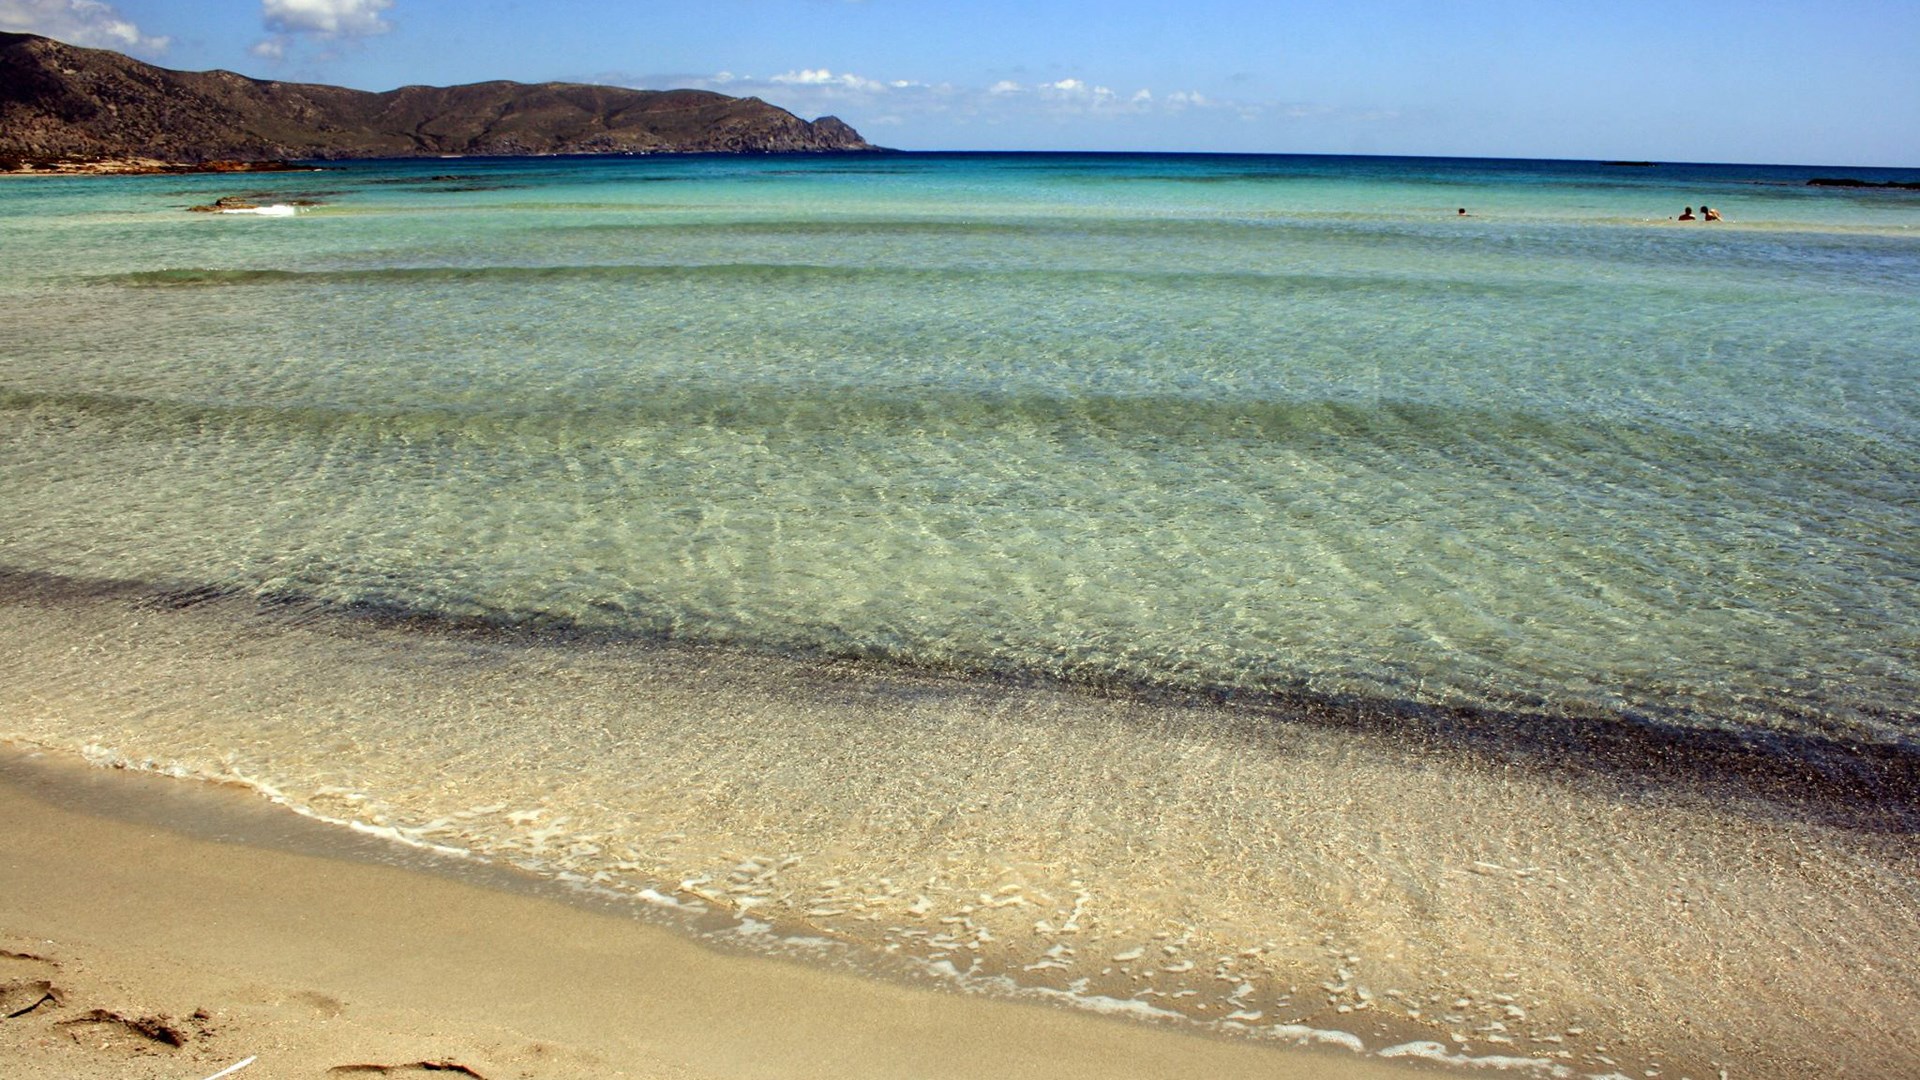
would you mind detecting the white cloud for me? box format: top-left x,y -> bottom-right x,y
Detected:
771,68 -> 889,93
261,0 -> 393,37
0,0 -> 169,53
596,65 -> 1394,148
613,67 -> 956,119
251,0 -> 391,64
617,66 -> 1198,122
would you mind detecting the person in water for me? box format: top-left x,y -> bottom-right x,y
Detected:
1702,205 -> 1721,221
1678,206 -> 1697,221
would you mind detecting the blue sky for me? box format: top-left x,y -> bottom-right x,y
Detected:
4,0 -> 1917,165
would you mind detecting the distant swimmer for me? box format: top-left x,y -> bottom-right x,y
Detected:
1678,206 -> 1697,221
1703,205 -> 1721,221
1458,207 -> 1469,216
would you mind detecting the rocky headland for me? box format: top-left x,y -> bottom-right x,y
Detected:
1,32 -> 876,173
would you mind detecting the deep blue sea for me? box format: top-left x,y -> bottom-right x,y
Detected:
3,152 -> 1918,1075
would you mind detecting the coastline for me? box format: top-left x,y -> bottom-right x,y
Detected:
3,577 -> 1919,1078
0,745 -> 1417,1080
0,157 -> 310,176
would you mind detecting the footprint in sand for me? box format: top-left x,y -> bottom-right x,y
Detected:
0,948 -> 65,1020
55,1006 -> 195,1047
0,977 -> 62,1018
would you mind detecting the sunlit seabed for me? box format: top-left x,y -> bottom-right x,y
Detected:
2,153 -> 1918,1077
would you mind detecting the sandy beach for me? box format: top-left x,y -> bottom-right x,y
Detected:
3,577 -> 1919,1079
0,747 -> 1422,1080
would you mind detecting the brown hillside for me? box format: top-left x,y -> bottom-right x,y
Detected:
0,32 -> 876,162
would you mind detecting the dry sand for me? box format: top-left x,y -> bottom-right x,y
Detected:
0,748 -> 1421,1080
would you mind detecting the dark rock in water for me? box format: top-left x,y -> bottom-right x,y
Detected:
187,195 -> 260,212
0,31 -> 880,166
1808,177 -> 1920,189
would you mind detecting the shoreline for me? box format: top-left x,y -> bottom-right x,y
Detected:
3,578 -> 1919,1077
0,157 -> 312,176
0,744 -> 1420,1080
3,568 -> 1913,837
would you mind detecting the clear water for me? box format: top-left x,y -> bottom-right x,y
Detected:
4,153 -> 1916,735
4,153 -> 1919,1076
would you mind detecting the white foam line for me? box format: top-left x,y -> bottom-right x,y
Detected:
637,883 -> 706,907
61,745 -> 485,863
344,818 -> 475,859
1378,1041 -> 1596,1077
1028,986 -> 1188,1022
1267,1023 -> 1367,1054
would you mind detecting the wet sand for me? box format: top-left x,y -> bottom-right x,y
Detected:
0,748 -> 1418,1080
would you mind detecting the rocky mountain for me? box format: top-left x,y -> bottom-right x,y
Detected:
0,32 -> 877,164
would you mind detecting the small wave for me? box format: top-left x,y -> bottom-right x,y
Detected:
3,567 -> 1914,834
89,260 -> 1579,299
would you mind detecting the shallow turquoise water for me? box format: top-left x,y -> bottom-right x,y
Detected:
2,152 -> 1917,741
